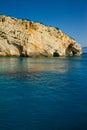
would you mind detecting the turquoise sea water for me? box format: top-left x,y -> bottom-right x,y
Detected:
0,54 -> 87,130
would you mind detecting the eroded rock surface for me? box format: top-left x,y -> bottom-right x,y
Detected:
0,15 -> 82,57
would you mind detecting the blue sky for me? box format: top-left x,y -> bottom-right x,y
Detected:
0,0 -> 87,47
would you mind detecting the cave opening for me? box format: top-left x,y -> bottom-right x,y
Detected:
53,50 -> 59,57
66,44 -> 78,56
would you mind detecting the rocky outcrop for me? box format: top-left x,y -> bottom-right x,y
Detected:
0,14 -> 82,57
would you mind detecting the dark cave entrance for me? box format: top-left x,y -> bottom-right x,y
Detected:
53,50 -> 59,57
66,44 -> 78,56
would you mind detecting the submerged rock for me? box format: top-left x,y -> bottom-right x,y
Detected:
0,14 -> 82,57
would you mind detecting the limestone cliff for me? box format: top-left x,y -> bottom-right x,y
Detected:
0,14 -> 82,57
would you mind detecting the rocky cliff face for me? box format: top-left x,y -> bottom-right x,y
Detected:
0,14 -> 82,57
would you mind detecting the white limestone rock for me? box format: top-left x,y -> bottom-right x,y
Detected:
0,14 -> 82,57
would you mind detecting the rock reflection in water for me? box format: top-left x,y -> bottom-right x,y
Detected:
0,57 -> 71,82
0,57 -> 69,75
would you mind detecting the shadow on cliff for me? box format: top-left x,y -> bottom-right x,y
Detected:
65,44 -> 79,56
11,42 -> 23,56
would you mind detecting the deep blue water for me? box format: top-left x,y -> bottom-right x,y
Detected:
0,54 -> 87,130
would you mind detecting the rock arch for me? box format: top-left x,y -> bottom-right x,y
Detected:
65,43 -> 79,56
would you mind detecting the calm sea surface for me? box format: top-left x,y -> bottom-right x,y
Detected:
0,54 -> 87,130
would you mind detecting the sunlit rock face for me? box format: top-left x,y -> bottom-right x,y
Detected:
0,14 -> 82,57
